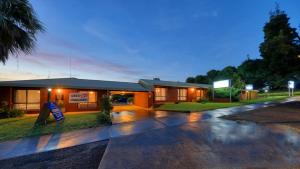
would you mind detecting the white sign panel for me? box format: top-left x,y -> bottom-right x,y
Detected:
69,92 -> 89,103
245,84 -> 253,91
213,80 -> 230,89
288,81 -> 295,89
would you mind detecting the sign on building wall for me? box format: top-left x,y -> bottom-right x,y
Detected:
69,92 -> 89,103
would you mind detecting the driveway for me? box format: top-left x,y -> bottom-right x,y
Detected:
99,99 -> 300,169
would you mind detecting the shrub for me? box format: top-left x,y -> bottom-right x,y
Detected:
98,95 -> 113,124
197,98 -> 209,104
127,97 -> 134,104
97,113 -> 112,124
8,109 -> 25,118
208,88 -> 241,102
0,101 -> 24,119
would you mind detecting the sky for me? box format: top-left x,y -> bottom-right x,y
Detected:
0,0 -> 299,82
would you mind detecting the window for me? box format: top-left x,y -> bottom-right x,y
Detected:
78,91 -> 97,109
196,89 -> 204,100
155,88 -> 166,101
177,89 -> 187,101
14,90 -> 40,110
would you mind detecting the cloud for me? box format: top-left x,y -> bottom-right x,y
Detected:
20,51 -> 141,76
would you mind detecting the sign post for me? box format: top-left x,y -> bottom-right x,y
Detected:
288,81 -> 295,97
213,79 -> 231,102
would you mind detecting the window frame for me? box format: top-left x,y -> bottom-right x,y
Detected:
177,88 -> 187,101
14,89 -> 40,111
78,91 -> 98,109
155,87 -> 167,101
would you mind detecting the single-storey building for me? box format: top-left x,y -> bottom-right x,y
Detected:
0,78 -> 210,113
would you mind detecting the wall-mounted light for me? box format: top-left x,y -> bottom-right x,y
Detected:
57,89 -> 61,93
190,88 -> 195,92
48,88 -> 52,92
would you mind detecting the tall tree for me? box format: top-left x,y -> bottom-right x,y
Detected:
206,69 -> 220,84
195,75 -> 209,84
0,0 -> 44,64
186,77 -> 195,83
238,59 -> 266,89
259,6 -> 300,89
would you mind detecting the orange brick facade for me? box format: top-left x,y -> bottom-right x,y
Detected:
153,86 -> 208,104
0,86 -> 208,113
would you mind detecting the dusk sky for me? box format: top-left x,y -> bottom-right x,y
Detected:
0,0 -> 299,82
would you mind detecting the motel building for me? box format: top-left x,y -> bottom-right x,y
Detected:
0,78 -> 209,114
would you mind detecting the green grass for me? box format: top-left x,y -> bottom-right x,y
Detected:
157,102 -> 242,112
156,96 -> 289,112
0,113 -> 103,142
240,96 -> 288,104
0,95 -> 291,142
258,91 -> 300,97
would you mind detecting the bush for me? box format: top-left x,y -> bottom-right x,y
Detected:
98,95 -> 113,124
97,113 -> 112,124
8,109 -> 25,118
197,98 -> 209,104
0,101 -> 24,119
127,97 -> 134,104
208,88 -> 241,102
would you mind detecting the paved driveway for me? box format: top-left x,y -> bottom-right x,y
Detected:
99,99 -> 300,169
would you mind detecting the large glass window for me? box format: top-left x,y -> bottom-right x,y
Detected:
177,89 -> 187,101
196,89 -> 204,100
155,88 -> 166,101
78,91 -> 97,109
14,90 -> 40,110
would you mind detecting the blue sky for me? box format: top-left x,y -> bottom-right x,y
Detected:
0,0 -> 299,82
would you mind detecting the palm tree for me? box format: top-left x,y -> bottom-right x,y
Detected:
0,0 -> 44,64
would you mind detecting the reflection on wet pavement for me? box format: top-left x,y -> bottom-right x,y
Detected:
112,109 -> 184,124
100,100 -> 300,169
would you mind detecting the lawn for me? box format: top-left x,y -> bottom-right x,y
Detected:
258,91 -> 300,97
0,113 -> 103,142
156,96 -> 288,112
0,95 -> 289,142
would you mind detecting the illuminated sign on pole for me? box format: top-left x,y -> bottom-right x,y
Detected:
213,80 -> 230,89
245,84 -> 253,91
212,79 -> 232,102
288,81 -> 295,89
288,81 -> 295,97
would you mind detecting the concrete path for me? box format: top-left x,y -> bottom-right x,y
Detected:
99,98 -> 300,169
0,98 -> 294,161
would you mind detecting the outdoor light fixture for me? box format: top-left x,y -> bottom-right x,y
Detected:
48,88 -> 52,92
190,88 -> 195,92
57,89 -> 61,93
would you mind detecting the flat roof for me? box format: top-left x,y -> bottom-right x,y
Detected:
0,78 -> 149,92
139,79 -> 210,90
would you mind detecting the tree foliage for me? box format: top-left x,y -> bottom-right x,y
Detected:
187,6 -> 300,90
0,0 -> 44,64
259,6 -> 300,89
